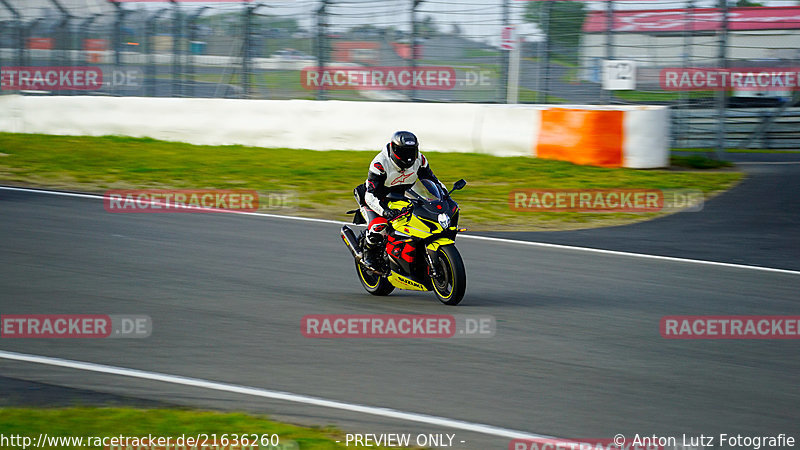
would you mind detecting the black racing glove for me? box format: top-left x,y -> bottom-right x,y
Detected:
384,205 -> 412,221
383,208 -> 402,221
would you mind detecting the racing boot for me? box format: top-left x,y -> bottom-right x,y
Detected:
360,232 -> 384,271
361,216 -> 389,271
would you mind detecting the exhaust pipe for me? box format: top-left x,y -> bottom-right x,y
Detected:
340,225 -> 362,262
341,225 -> 384,275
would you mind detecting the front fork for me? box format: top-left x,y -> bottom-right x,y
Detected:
425,248 -> 440,278
425,238 -> 457,280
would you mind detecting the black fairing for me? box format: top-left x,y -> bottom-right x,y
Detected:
405,179 -> 460,229
413,198 -> 459,229
382,180 -> 460,288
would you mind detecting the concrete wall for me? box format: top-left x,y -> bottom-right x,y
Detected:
0,95 -> 669,168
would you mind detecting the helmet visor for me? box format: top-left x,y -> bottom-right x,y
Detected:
393,145 -> 418,166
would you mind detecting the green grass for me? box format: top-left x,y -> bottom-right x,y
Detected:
463,48 -> 498,59
0,407 -> 417,449
613,90 -> 714,102
518,88 -> 567,104
0,133 -> 743,231
671,155 -> 733,169
521,56 -> 579,69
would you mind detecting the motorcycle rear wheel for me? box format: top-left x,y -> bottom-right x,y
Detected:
355,260 -> 395,296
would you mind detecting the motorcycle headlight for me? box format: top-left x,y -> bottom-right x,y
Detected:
437,213 -> 450,229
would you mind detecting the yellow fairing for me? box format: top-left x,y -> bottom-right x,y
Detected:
386,199 -> 457,250
426,238 -> 455,252
388,272 -> 428,291
387,200 -> 411,210
389,203 -> 442,238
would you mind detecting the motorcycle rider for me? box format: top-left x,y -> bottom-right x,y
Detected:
356,131 -> 446,270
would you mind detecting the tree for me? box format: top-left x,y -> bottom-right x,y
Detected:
733,0 -> 764,6
523,1 -> 587,63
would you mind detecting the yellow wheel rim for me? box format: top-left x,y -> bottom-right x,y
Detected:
357,263 -> 380,289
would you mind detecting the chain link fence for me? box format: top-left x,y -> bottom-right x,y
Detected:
1,0 -> 799,150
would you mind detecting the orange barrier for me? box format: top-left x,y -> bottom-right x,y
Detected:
536,108 -> 624,168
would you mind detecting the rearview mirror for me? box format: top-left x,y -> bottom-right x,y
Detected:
451,179 -> 467,192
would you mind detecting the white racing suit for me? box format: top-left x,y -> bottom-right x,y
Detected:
356,144 -> 445,249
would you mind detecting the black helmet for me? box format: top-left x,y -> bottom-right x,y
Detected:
389,131 -> 419,170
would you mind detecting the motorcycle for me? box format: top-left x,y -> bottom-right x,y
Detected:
341,178 -> 468,305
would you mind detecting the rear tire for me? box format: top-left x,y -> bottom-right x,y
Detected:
355,260 -> 395,296
430,245 -> 466,305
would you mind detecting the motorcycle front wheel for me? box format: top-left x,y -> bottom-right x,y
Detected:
430,245 -> 467,305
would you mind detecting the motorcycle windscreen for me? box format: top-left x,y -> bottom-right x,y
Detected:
408,179 -> 445,201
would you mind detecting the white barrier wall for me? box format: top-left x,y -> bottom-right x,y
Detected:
624,107 -> 671,169
0,95 -> 669,168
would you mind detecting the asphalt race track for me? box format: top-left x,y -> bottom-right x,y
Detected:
1,174 -> 799,449
488,160 -> 800,272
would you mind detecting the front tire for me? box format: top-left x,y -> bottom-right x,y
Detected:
430,245 -> 466,305
355,260 -> 395,296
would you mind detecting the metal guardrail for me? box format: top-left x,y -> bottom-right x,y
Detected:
673,107 -> 800,150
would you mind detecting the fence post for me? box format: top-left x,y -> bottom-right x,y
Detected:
187,7 -> 209,98
47,0 -> 72,70
715,0 -> 728,158
243,4 -> 253,98
169,0 -> 182,97
676,0 -> 695,148
107,1 -> 122,67
146,12 -> 156,97
410,0 -> 422,102
106,0 -> 128,97
316,0 -> 328,101
0,0 -> 23,69
146,8 -> 168,97
23,20 -> 43,68
80,14 -> 99,67
538,1 -> 552,104
602,0 -> 614,104
500,0 -> 509,103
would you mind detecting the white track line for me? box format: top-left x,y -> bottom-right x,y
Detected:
2,185 -> 799,276
462,234 -> 800,276
0,186 -> 345,225
0,350 -> 552,441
